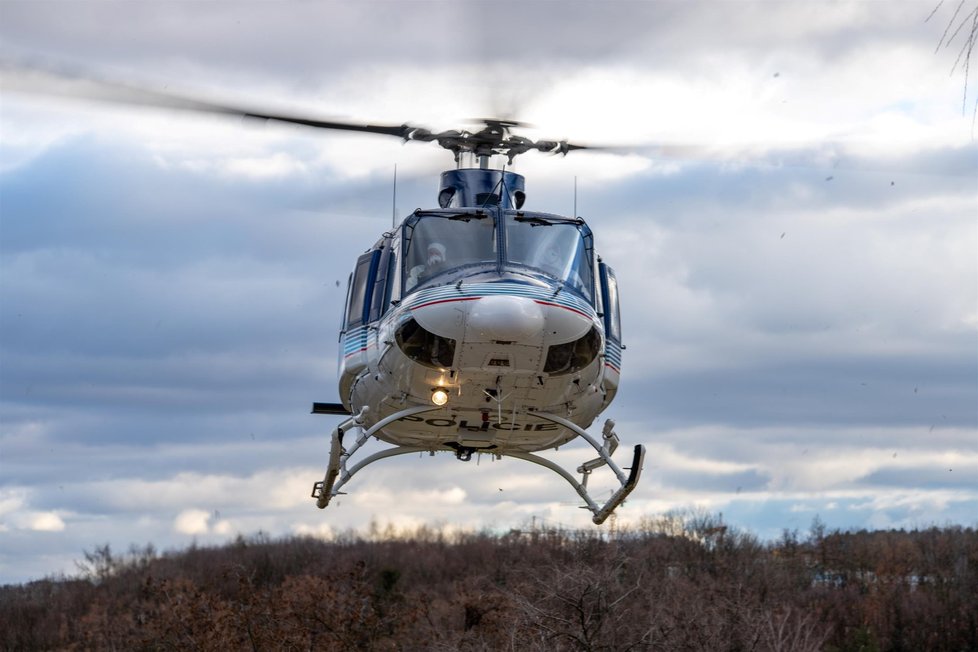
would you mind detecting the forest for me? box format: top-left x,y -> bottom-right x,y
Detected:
2,513 -> 976,651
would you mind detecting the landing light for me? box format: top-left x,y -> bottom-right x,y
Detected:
431,387 -> 449,406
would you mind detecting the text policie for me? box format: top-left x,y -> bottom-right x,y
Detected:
398,414 -> 561,432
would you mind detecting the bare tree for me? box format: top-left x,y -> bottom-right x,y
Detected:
508,546 -> 650,651
929,0 -> 978,122
759,606 -> 831,652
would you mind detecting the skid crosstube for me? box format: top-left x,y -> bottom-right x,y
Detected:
310,404 -> 645,523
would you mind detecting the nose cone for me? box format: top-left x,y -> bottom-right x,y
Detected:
467,295 -> 544,341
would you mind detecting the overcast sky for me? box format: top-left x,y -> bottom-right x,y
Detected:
1,0 -> 976,584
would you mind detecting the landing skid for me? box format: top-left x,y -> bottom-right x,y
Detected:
310,404 -> 645,524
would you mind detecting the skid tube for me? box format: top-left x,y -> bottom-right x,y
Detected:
311,405 -> 645,523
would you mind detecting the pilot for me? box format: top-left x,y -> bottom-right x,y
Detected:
407,242 -> 447,289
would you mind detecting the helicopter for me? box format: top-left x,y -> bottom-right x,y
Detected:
5,67 -> 645,524
307,119 -> 644,525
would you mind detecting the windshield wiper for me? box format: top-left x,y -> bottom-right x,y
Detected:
413,208 -> 489,221
514,213 -> 584,226
514,215 -> 553,226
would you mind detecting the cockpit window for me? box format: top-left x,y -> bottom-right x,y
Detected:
403,214 -> 497,291
505,215 -> 594,300
400,211 -> 594,302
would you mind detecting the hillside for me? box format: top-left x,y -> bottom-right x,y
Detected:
2,515 -> 976,651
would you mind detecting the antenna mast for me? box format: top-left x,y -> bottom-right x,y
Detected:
574,176 -> 578,217
391,164 -> 397,229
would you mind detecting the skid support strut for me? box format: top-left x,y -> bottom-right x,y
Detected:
310,404 -> 645,523
311,404 -> 440,508
526,412 -> 645,524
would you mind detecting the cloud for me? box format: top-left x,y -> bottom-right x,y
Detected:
0,489 -> 27,521
174,509 -> 211,535
0,488 -> 67,533
29,512 -> 66,532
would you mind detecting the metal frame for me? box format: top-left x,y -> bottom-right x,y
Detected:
311,405 -> 645,523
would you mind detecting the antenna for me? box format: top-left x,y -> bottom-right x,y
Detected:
391,164 -> 397,229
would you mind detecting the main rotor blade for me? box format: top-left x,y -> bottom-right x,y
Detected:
2,61 -> 415,139
6,61 -> 704,163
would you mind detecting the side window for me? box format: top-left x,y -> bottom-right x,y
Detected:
340,272 -> 353,335
369,247 -> 393,322
599,263 -> 622,343
384,238 -> 400,308
346,250 -> 380,329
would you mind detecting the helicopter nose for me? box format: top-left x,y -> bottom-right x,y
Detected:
467,295 -> 545,342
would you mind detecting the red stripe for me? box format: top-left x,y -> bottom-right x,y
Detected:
532,300 -> 592,319
344,342 -> 376,358
412,297 -> 480,310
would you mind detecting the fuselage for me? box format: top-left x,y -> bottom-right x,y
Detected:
337,168 -> 623,457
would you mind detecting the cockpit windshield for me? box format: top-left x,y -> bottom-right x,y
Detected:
403,214 -> 496,291
505,215 -> 593,300
402,211 -> 594,301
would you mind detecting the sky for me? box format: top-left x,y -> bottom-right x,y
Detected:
1,0 -> 976,584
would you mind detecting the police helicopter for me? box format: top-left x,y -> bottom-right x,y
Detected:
5,67 -> 645,523
304,118 -> 644,525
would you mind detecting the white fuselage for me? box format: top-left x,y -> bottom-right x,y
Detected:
342,280 -> 621,454
336,200 -> 624,457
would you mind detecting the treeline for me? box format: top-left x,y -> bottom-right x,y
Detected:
2,514 -> 976,651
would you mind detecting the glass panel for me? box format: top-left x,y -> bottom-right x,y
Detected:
605,269 -> 621,341
404,216 -> 496,291
395,318 -> 456,369
346,253 -> 374,328
544,326 -> 601,375
369,248 -> 392,322
340,272 -> 352,333
505,217 -> 593,300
